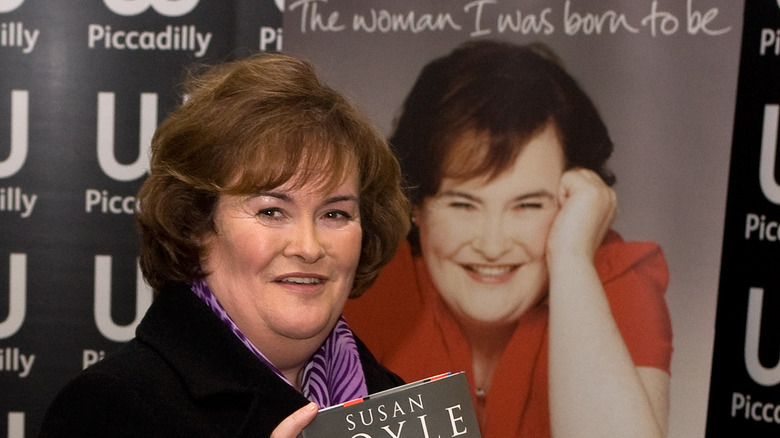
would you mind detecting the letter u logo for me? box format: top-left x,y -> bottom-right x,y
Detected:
103,0 -> 198,17
0,0 -> 25,13
0,254 -> 26,339
96,92 -> 154,182
759,104 -> 780,204
7,412 -> 24,438
94,255 -> 153,342
745,287 -> 780,386
0,90 -> 28,179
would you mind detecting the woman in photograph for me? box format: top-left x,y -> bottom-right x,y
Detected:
344,40 -> 672,437
39,52 -> 408,437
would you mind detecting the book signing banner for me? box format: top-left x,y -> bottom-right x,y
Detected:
706,1 -> 780,436
0,0 -> 282,436
0,0 -> 774,437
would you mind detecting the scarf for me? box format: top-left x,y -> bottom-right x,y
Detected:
190,279 -> 368,407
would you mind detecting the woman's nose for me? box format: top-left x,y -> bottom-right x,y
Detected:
284,220 -> 326,263
471,216 -> 511,260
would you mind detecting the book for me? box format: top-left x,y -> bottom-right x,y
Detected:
298,371 -> 481,438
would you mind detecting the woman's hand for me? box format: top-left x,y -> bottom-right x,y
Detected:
270,402 -> 318,438
546,168 -> 616,266
545,169 -> 668,437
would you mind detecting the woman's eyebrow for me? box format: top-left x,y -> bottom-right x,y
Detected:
437,190 -> 480,201
438,189 -> 555,201
251,192 -> 359,206
513,190 -> 556,201
323,195 -> 360,206
253,191 -> 291,202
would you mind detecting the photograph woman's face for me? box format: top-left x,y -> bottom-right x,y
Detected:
200,167 -> 362,348
415,124 -> 564,326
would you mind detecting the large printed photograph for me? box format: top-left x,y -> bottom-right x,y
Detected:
284,1 -> 742,436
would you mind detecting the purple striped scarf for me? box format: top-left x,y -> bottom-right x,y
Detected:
190,280 -> 368,407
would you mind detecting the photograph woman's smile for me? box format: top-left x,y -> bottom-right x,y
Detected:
415,123 -> 563,326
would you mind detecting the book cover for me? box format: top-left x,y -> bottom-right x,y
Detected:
299,371 -> 481,438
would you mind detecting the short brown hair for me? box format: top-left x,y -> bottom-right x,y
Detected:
392,40 -> 615,207
136,53 -> 410,296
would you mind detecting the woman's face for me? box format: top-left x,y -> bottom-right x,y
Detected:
415,124 -> 564,327
201,168 -> 362,352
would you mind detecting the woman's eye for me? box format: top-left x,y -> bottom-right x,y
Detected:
323,210 -> 352,221
449,202 -> 475,210
517,202 -> 544,210
256,208 -> 283,219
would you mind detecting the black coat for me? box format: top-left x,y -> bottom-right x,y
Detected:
38,283 -> 402,437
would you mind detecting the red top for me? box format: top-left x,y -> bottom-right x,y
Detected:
344,230 -> 672,437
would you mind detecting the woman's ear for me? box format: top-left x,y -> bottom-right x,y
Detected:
411,205 -> 421,225
196,230 -> 217,277
195,214 -> 218,263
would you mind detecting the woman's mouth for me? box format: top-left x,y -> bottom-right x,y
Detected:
462,264 -> 519,283
275,274 -> 326,286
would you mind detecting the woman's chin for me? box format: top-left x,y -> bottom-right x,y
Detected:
452,304 -> 523,328
274,315 -> 336,341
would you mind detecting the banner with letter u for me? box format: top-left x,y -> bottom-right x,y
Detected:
0,1 -> 280,436
707,1 -> 780,435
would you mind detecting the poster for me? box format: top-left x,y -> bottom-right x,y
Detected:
283,1 -> 742,436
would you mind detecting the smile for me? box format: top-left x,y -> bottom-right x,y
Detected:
462,264 -> 519,283
278,276 -> 323,285
465,264 -> 518,275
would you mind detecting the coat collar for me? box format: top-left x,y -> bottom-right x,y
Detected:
135,283 -> 309,403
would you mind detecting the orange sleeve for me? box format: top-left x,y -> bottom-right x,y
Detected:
597,236 -> 673,373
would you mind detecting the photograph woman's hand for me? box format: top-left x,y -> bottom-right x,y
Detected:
270,403 -> 318,438
546,168 -> 617,267
546,168 -> 667,438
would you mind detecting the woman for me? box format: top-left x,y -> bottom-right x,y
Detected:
344,40 -> 673,437
39,53 -> 409,437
